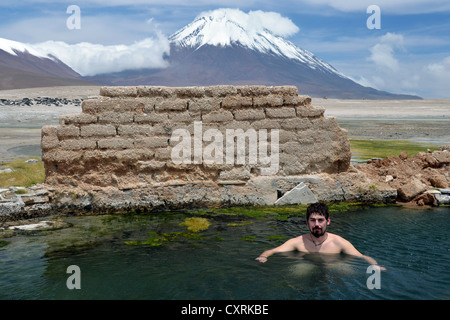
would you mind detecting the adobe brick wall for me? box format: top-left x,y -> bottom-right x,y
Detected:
41,85 -> 351,199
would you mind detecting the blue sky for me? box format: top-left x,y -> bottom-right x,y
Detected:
1,0 -> 450,98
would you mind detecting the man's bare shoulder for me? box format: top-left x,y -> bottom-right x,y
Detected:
326,233 -> 352,244
326,233 -> 362,254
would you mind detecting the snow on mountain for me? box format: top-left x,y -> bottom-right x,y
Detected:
0,37 -> 52,59
0,37 -> 96,90
170,8 -> 346,77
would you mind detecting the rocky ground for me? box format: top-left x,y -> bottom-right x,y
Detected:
355,145 -> 450,206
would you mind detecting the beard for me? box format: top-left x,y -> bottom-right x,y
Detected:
311,227 -> 326,238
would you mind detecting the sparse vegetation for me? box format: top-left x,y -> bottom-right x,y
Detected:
349,139 -> 440,161
0,157 -> 45,188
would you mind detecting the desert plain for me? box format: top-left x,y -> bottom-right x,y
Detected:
0,85 -> 449,164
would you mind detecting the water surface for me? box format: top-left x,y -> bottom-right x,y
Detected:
0,206 -> 449,300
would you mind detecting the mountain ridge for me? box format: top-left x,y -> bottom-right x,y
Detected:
0,37 -> 95,90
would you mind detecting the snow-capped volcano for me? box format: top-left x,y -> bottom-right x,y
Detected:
87,8 -> 420,99
170,8 -> 345,77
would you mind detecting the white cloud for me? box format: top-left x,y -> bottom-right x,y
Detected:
196,8 -> 299,38
421,56 -> 450,98
246,10 -> 300,37
368,33 -> 404,71
426,56 -> 450,74
31,34 -> 170,76
342,34 -> 450,98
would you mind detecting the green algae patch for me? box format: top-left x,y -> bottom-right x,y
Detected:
188,202 -> 372,220
0,240 -> 10,247
200,204 -> 310,219
178,217 -> 211,232
227,220 -> 253,227
124,231 -> 205,246
125,217 -> 211,246
266,235 -> 288,240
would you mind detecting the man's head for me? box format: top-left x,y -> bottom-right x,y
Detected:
306,203 -> 330,238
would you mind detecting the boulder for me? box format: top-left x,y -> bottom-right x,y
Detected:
397,178 -> 428,202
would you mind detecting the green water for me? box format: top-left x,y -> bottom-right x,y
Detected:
0,206 -> 449,300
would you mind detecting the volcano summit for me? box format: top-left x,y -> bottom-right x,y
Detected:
88,9 -> 419,99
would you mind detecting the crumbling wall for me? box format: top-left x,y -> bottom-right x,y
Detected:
41,85 -> 350,207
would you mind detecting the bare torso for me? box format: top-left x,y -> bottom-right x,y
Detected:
289,233 -> 354,254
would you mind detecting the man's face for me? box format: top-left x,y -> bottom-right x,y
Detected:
307,213 -> 330,238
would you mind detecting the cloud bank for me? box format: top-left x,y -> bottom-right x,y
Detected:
28,8 -> 299,77
32,33 -> 170,76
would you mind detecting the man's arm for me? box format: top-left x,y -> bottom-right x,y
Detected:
255,237 -> 299,263
340,237 -> 385,270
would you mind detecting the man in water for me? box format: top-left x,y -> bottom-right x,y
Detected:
256,203 -> 384,269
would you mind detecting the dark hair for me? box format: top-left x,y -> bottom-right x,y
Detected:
306,203 -> 329,220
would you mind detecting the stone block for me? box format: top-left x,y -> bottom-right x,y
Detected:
296,105 -> 325,118
188,97 -> 221,112
97,138 -> 133,150
280,118 -> 311,131
100,86 -> 138,97
237,86 -> 270,96
98,112 -> 135,124
155,98 -> 188,112
298,95 -> 312,106
175,87 -> 206,98
169,111 -> 201,123
41,126 -> 59,151
59,113 -> 98,126
80,124 -> 116,137
221,95 -> 253,108
81,98 -> 113,114
251,119 -> 281,130
274,182 -> 318,205
233,109 -> 265,121
117,124 -> 152,136
57,125 -> 80,139
60,139 -> 97,150
202,110 -> 234,123
265,107 -> 296,118
134,137 -> 169,148
136,86 -> 175,98
206,85 -> 238,97
134,113 -> 169,124
253,94 -> 284,107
